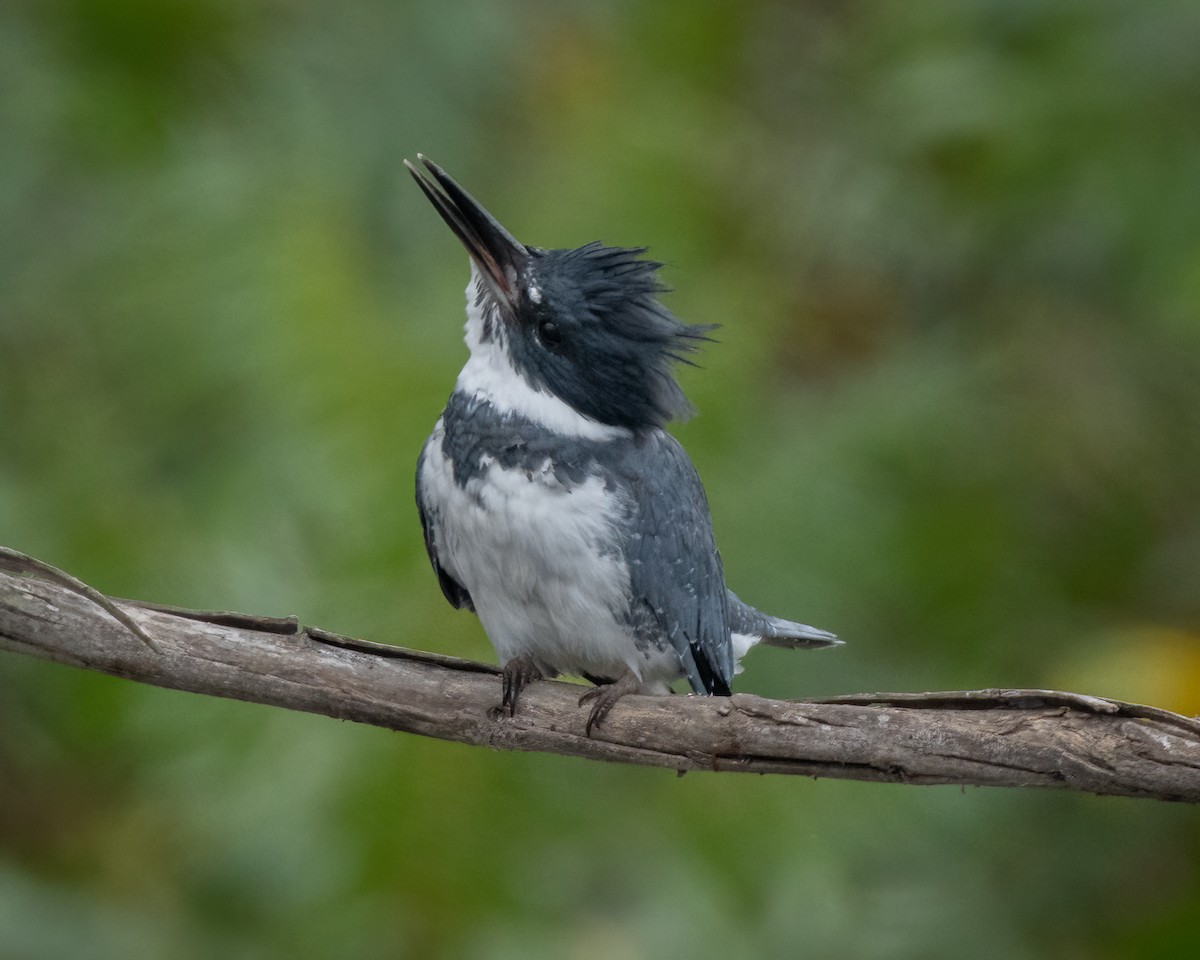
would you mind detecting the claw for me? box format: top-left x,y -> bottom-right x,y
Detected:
578,669 -> 642,736
499,655 -> 543,717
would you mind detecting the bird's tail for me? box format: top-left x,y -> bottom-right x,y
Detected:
755,613 -> 841,649
726,590 -> 841,659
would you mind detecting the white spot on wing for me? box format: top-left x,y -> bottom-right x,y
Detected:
730,631 -> 757,674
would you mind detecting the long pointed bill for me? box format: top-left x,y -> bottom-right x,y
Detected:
405,155 -> 528,308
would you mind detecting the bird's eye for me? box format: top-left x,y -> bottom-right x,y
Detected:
538,319 -> 563,348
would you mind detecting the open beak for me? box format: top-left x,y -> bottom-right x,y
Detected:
405,154 -> 528,308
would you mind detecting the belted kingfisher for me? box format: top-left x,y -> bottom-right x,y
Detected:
406,156 -> 840,733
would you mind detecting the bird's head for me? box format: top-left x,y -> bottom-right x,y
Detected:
406,156 -> 713,432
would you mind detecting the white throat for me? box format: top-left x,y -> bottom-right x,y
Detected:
454,269 -> 630,441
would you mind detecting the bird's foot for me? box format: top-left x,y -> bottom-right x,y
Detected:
578,669 -> 642,736
492,654 -> 544,719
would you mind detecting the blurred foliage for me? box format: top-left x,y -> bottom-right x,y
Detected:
2,0 -> 1199,957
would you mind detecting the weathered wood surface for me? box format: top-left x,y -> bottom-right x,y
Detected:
2,549 -> 1198,801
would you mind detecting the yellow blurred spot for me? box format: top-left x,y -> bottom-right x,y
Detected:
1053,626 -> 1200,716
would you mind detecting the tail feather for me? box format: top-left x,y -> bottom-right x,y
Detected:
757,613 -> 841,649
726,589 -> 841,653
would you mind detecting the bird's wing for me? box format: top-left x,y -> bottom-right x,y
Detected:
415,443 -> 474,611
619,430 -> 732,695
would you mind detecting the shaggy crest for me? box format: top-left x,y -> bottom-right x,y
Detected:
505,241 -> 716,431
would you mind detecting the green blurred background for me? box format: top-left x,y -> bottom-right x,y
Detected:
3,1 -> 1199,956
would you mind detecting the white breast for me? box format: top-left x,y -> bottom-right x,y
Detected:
420,421 -> 679,689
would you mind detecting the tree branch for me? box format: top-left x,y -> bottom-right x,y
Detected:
2,548 -> 1198,802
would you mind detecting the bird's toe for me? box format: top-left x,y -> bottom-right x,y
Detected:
578,669 -> 642,736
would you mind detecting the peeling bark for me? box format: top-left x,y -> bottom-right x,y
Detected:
2,548 -> 1198,802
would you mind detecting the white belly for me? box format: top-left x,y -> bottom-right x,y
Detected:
420,424 -> 679,689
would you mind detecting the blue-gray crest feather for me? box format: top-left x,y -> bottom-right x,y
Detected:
510,242 -> 716,432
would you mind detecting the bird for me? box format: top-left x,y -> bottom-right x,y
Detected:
405,155 -> 840,734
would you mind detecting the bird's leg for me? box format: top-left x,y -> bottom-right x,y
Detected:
578,668 -> 642,736
495,654 -> 544,718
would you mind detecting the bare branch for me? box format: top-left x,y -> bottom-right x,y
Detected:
1,550 -> 1198,802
